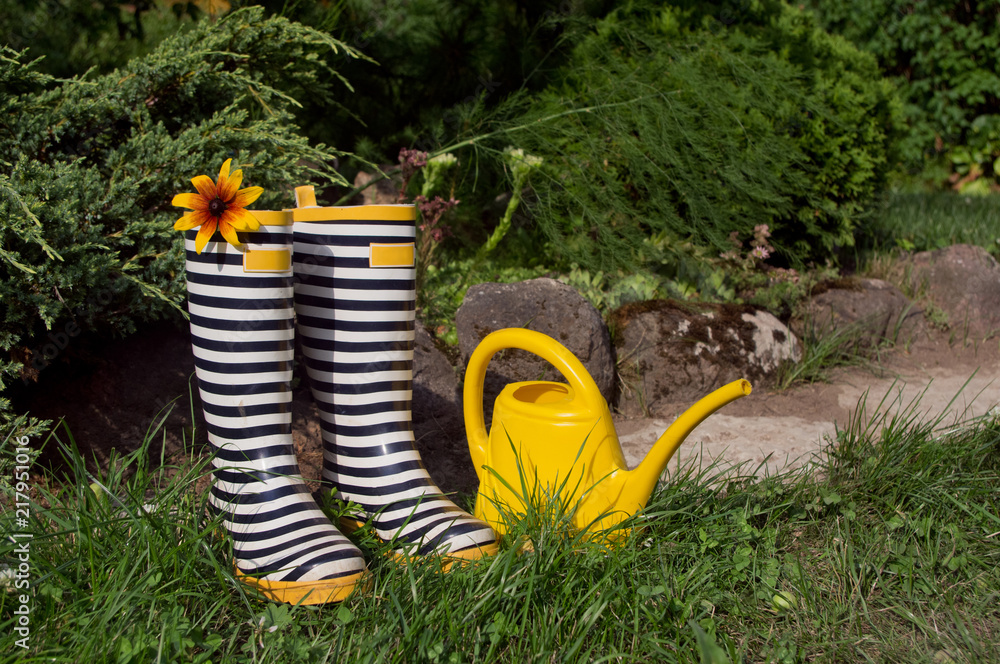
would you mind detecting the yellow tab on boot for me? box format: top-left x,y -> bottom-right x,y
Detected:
244,249 -> 291,273
370,243 -> 415,268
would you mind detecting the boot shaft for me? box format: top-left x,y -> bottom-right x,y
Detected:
184,216 -> 298,471
292,204 -> 420,454
289,199 -> 497,558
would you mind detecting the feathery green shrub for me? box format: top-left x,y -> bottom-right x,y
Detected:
295,0 -> 612,159
0,7 -> 358,436
463,2 -> 901,275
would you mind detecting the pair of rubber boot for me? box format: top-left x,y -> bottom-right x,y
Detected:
185,186 -> 496,605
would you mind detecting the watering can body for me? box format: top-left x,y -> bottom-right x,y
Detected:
475,378 -> 629,533
464,328 -> 752,538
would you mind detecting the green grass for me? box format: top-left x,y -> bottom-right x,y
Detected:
1,397 -> 998,663
867,193 -> 1000,256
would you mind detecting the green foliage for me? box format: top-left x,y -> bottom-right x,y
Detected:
0,0 -> 189,79
807,0 -> 1000,187
294,0 -> 615,158
465,1 -> 901,276
0,7 -> 359,435
559,267 -> 663,315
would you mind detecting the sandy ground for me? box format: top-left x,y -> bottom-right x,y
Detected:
614,332 -> 1000,479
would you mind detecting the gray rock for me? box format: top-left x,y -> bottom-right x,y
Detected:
456,278 -> 616,412
612,300 -> 801,417
412,323 -> 479,493
793,277 -> 925,344
413,323 -> 461,420
901,244 -> 1000,340
353,168 -> 402,205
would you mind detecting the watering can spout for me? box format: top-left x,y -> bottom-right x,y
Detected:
613,379 -> 753,515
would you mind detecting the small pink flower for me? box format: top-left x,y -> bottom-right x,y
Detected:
415,195 -> 457,244
751,245 -> 770,260
399,148 -> 428,179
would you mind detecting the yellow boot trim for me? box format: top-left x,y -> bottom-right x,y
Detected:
293,205 -> 416,222
235,568 -> 371,605
339,516 -> 499,568
389,541 -> 500,571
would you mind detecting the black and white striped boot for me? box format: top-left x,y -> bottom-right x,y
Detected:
184,212 -> 369,604
291,187 -> 498,564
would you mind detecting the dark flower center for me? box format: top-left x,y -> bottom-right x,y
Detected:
208,197 -> 228,217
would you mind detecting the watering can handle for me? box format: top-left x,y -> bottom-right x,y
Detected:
463,328 -> 606,478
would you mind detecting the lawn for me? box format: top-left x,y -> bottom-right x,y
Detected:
2,389 -> 997,663
867,193 -> 1000,256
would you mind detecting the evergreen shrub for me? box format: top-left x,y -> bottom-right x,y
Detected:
473,1 -> 900,274
0,0 -> 190,79
0,7 -> 358,435
807,0 -> 1000,188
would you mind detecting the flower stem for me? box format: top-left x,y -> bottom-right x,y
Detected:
479,182 -> 522,258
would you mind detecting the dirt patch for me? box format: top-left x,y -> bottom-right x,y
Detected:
616,330 -> 1000,478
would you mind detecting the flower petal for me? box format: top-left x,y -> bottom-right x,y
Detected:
217,219 -> 243,249
225,168 -> 243,196
173,210 -> 211,231
172,192 -> 209,211
191,175 -> 217,200
194,219 -> 218,254
220,168 -> 243,201
216,160 -> 232,197
221,207 -> 257,231
231,186 -> 264,209
244,210 -> 261,231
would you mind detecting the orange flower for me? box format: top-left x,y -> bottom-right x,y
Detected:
173,159 -> 263,254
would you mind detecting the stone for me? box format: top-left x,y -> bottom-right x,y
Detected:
456,278 -> 616,412
792,277 -> 925,344
412,323 -> 479,494
901,244 -> 1000,340
611,300 -> 801,417
352,168 -> 402,205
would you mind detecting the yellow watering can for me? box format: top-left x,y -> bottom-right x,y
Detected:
463,328 -> 751,538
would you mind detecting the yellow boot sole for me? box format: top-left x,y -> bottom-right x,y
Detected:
339,516 -> 499,569
236,568 -> 371,605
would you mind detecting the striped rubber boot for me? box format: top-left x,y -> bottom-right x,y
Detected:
291,187 -> 498,563
184,211 -> 368,604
